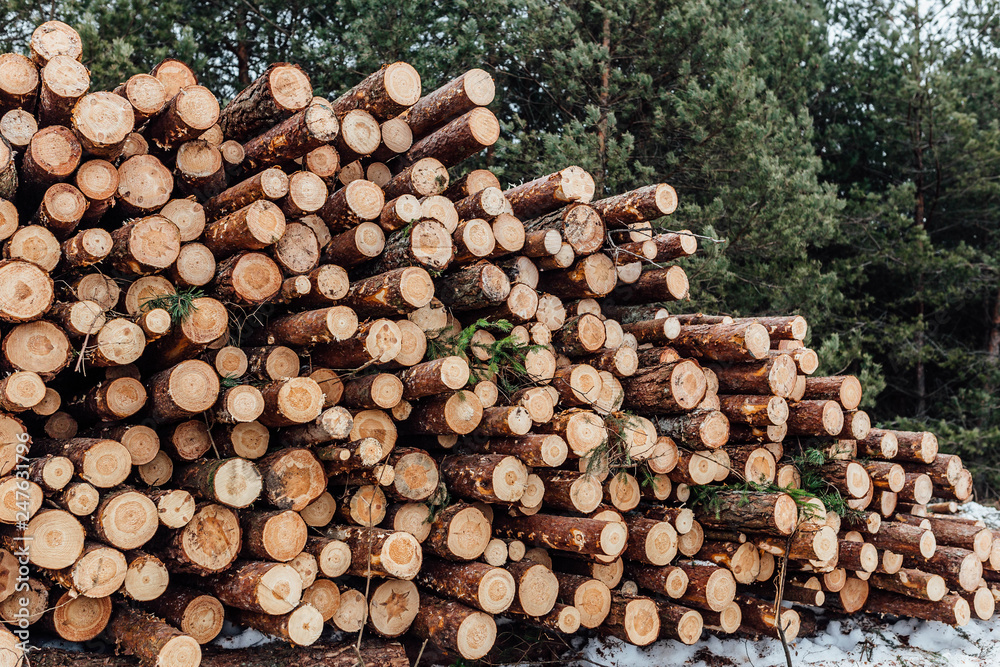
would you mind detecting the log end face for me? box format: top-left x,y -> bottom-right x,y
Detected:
624,598 -> 660,646
743,322 -> 770,359
258,563 -> 304,614
600,521 -> 629,558
774,493 -> 799,536
478,568 -> 517,614
447,506 -> 492,560
157,634 -> 202,667
463,68 -> 496,106
655,184 -> 680,216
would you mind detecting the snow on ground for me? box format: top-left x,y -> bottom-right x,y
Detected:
572,502 -> 1000,667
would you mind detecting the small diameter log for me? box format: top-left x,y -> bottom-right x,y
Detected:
164,503 -> 240,575
405,68 -> 494,136
556,572 -> 613,628
255,447 -> 326,510
33,438 -> 131,489
904,546 -> 983,592
340,266 -> 434,317
325,525 -> 422,580
467,434 -> 568,469
785,399 -> 845,437
896,513 -> 993,559
537,253 -> 618,299
60,228 -> 112,269
410,592 -> 497,661
440,454 -> 528,504
870,569 -> 947,602
22,124 -> 81,188
503,166 -> 595,219
33,182 -> 87,238
397,356 -> 469,400
590,184 -> 678,227
622,317 -> 682,346
311,318 -> 402,368
219,63 -> 313,141
602,594 -> 661,646
620,360 -> 707,414
0,52 -> 39,110
106,608 -> 201,667
891,430 -> 939,464
37,56 -> 89,127
897,472 -> 934,505
317,178 -> 384,232
656,601 -> 703,645
203,168 -> 288,222
817,460 -> 871,499
242,103 -> 340,171
404,390 -> 484,435
304,537 -> 351,578
147,359 -> 219,422
231,605 -> 324,647
858,428 -> 900,459
624,518 -> 678,566
69,375 -> 146,421
45,590 -> 110,642
691,490 -> 797,537
402,107 -> 499,168
865,461 -> 906,492
114,73 -> 166,123
655,410 -> 730,450
803,375 -> 863,410
414,559 -> 516,614
533,469 -> 602,513
865,590 -> 970,627
382,157 -> 450,199
533,408 -> 607,457
45,541 -> 126,599
492,512 -> 627,558
147,84 -> 220,150
321,221 -> 384,268
240,509 -> 308,562
365,578 -> 420,638
423,502 -> 492,561
736,594 -> 801,641
28,455 -> 73,493
708,356 -> 798,400
435,261 -> 511,311
472,406 -> 532,438
147,588 -> 225,644
207,561 -> 302,615
174,457 -> 262,509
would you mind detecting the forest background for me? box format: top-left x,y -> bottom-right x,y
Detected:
3,0 -> 1000,493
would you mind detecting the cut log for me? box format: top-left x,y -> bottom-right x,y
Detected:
590,184 -> 678,227
401,107 -> 498,168
492,512 -> 626,558
207,560 -> 301,615
45,590 -> 111,641
504,166 -> 594,219
219,63 -> 312,141
325,524 -> 422,580
423,502 -> 492,561
602,594 -> 661,646
620,361 -> 707,414
866,590 -> 970,627
440,454 -> 527,503
254,446 -> 326,510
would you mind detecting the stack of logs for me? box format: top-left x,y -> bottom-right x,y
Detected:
0,19 -> 993,667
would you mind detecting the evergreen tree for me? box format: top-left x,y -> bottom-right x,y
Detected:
813,0 -> 1000,493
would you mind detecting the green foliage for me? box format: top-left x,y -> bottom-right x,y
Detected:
426,318 -> 543,396
140,287 -> 203,323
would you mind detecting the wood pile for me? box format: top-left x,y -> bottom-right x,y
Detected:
0,19 -> 994,667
